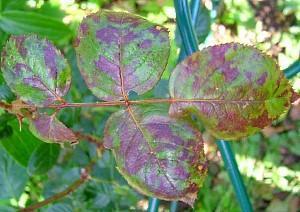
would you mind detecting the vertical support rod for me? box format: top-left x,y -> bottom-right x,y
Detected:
174,0 -> 253,211
216,140 -> 252,212
178,0 -> 202,62
147,198 -> 160,212
284,60 -> 300,79
170,201 -> 178,212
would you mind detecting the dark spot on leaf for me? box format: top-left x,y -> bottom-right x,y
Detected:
251,111 -> 271,128
44,41 -> 58,78
96,27 -> 119,44
15,63 -> 31,76
217,111 -> 248,132
80,23 -> 89,35
123,31 -> 138,43
192,75 -> 201,92
257,72 -> 268,85
107,13 -> 123,23
73,37 -> 80,47
94,56 -> 119,81
221,63 -> 239,82
88,13 -> 100,23
13,36 -> 27,57
149,26 -> 161,36
123,16 -> 139,24
245,71 -> 253,81
140,39 -> 152,49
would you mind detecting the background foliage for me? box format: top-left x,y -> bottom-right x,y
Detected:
0,0 -> 299,211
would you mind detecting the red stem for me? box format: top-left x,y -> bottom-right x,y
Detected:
45,98 -> 262,109
20,160 -> 96,212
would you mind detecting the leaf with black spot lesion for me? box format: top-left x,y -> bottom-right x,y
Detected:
1,35 -> 71,106
104,106 -> 207,205
74,10 -> 170,101
169,43 -> 292,140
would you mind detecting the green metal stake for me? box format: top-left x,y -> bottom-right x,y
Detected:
178,0 -> 202,62
284,60 -> 300,79
170,201 -> 178,212
216,140 -> 253,212
147,198 -> 160,212
174,0 -> 253,211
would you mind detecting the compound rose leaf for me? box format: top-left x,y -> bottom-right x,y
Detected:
29,114 -> 78,144
104,106 -> 207,205
74,10 -> 170,101
1,35 -> 71,106
169,43 -> 292,140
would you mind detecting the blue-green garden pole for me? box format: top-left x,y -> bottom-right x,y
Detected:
284,60 -> 300,79
170,201 -> 178,212
147,198 -> 160,212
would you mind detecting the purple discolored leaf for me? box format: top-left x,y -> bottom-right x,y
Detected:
29,114 -> 77,144
104,106 -> 207,205
1,35 -> 71,106
169,43 -> 292,140
74,10 -> 170,101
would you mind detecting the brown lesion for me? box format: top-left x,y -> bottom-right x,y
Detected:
12,35 -> 28,57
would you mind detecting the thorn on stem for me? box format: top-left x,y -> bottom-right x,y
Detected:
80,168 -> 90,180
16,114 -> 23,131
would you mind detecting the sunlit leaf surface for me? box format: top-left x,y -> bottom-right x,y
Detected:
169,43 -> 292,139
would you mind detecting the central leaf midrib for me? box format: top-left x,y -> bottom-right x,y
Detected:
116,14 -> 178,193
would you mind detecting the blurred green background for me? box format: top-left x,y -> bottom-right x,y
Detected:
0,0 -> 299,211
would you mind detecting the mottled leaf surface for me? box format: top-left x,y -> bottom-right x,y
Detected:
1,35 -> 71,106
169,43 -> 292,139
29,114 -> 77,144
104,106 -> 207,204
75,10 -> 170,101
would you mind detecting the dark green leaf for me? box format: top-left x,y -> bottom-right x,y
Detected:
0,205 -> 15,212
0,74 -> 15,102
0,0 -> 27,11
0,30 -> 8,51
94,193 -> 110,208
46,203 -> 73,212
43,167 -> 81,197
27,143 -> 60,175
153,79 -> 169,98
0,119 -> 42,167
0,145 -> 28,200
0,11 -> 71,42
